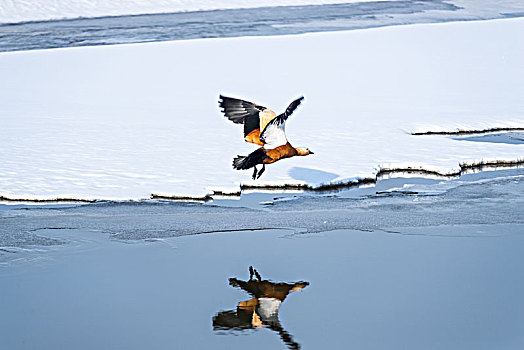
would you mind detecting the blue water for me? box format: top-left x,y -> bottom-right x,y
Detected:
1,0 -> 524,52
454,132 -> 524,144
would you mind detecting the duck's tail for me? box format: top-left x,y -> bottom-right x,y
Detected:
233,156 -> 249,169
233,148 -> 269,170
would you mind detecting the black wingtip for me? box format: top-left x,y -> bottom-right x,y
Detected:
281,95 -> 305,119
292,96 -> 304,106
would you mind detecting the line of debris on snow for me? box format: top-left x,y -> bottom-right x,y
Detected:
2,159 -> 523,204
238,158 -> 524,194
411,127 -> 524,136
0,196 -> 97,203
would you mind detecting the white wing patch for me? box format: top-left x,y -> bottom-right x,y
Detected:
260,118 -> 287,149
257,297 -> 282,320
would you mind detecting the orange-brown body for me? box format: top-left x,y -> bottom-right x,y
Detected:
243,110 -> 276,146
220,95 -> 311,179
244,129 -> 264,146
264,143 -> 298,164
213,266 -> 308,348
236,280 -> 304,301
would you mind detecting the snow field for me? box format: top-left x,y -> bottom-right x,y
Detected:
0,18 -> 523,200
0,0 -> 391,24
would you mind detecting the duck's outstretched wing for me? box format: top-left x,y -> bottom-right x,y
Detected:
279,96 -> 304,121
219,95 -> 267,138
260,97 -> 304,149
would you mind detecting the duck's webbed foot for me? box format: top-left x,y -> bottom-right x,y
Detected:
252,166 -> 258,180
254,268 -> 262,282
256,164 -> 266,179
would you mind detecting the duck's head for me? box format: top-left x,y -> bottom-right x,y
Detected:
296,147 -> 314,156
291,281 -> 310,292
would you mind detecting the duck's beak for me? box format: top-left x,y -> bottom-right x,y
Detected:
309,150 -> 314,155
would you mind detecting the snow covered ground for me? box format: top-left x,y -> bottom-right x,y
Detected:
0,17 -> 523,200
0,0 -> 391,24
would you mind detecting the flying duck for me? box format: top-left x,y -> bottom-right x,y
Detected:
219,95 -> 313,180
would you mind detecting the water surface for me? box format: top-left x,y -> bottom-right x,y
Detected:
1,169 -> 523,349
2,0 -> 524,52
1,224 -> 523,349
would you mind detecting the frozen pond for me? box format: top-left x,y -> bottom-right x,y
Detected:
1,168 -> 524,249
1,0 -> 524,52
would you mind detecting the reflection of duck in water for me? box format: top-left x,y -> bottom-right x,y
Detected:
213,266 -> 309,350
